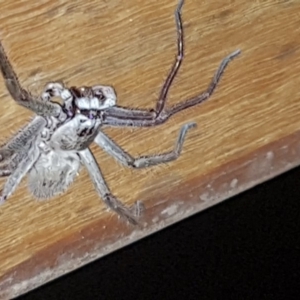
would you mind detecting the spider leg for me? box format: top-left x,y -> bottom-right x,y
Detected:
0,146 -> 32,178
0,42 -> 67,121
102,0 -> 240,127
95,122 -> 196,168
79,148 -> 144,225
155,0 -> 184,116
103,50 -> 240,127
0,143 -> 40,204
0,117 -> 46,162
102,0 -> 184,124
103,106 -> 155,120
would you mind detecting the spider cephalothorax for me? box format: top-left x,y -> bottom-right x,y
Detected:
0,0 -> 240,225
41,83 -> 118,151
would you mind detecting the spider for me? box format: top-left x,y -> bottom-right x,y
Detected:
0,0 -> 240,225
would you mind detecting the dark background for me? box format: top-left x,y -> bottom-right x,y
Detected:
17,166 -> 300,300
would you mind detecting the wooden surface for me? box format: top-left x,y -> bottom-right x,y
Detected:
0,0 -> 300,298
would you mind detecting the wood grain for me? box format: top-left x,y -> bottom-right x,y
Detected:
0,0 -> 300,298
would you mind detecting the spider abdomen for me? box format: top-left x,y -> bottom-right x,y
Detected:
28,151 -> 80,199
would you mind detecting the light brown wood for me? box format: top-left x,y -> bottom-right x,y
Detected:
0,0 -> 300,298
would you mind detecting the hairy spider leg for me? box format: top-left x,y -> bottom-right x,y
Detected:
0,43 -> 66,121
0,148 -> 34,178
89,122 -> 195,223
95,122 -> 196,168
0,143 -> 40,204
102,0 -> 240,127
0,117 -> 45,179
79,148 -> 144,225
0,117 -> 46,162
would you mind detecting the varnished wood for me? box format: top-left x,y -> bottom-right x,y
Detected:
0,0 -> 300,298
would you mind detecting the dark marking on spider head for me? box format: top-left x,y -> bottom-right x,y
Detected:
69,85 -> 117,120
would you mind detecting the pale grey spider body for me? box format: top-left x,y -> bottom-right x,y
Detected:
0,0 -> 240,224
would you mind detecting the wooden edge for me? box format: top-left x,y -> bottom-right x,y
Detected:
1,126 -> 300,299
